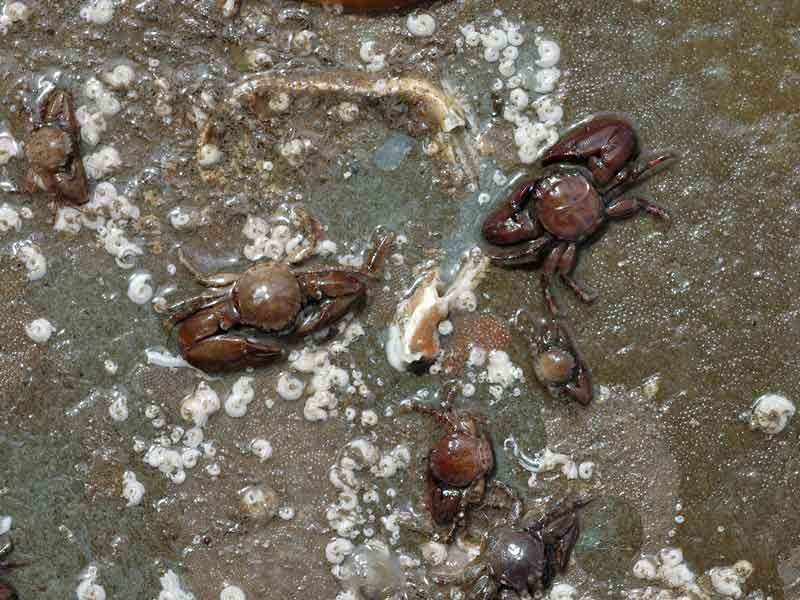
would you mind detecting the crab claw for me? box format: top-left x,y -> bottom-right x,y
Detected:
541,116 -> 638,186
182,334 -> 284,373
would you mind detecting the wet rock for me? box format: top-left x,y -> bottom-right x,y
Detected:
574,496 -> 643,581
374,133 -> 414,172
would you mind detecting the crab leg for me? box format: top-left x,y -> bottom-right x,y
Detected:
178,249 -> 241,288
605,195 -> 671,225
481,480 -> 523,525
431,560 -> 487,586
557,243 -> 594,305
399,398 -> 459,430
293,271 -> 368,336
602,151 -> 678,201
156,290 -> 231,333
540,243 -> 565,317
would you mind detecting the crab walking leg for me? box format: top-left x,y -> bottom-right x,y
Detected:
399,399 -> 459,430
557,243 -> 594,304
602,151 -> 678,200
178,250 -> 242,288
605,195 -> 671,225
156,290 -> 231,333
293,271 -> 368,336
441,476 -> 486,543
431,561 -> 488,587
540,243 -> 566,317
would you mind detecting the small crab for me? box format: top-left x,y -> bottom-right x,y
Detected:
533,319 -> 592,405
432,491 -> 589,600
0,535 -> 26,600
23,89 -> 89,205
156,212 -> 394,373
401,388 -> 495,541
482,115 -> 676,316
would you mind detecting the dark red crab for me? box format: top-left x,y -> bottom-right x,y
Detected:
402,389 -> 495,542
482,115 -> 676,316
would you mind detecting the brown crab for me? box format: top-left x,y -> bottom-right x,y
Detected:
533,319 -> 592,405
432,491 -> 589,600
157,212 -> 394,373
23,89 -> 89,205
482,115 -> 676,316
401,388 -> 495,541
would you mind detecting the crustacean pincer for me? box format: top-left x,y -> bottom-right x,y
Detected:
156,210 -> 394,373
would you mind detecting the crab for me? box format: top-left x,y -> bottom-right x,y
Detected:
23,89 -> 89,205
431,491 -> 589,600
482,115 -> 676,316
156,212 -> 394,373
401,388 -> 495,542
532,319 -> 592,405
0,535 -> 26,600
